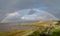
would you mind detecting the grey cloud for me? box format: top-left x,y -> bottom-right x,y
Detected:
0,0 -> 60,22
1,9 -> 59,23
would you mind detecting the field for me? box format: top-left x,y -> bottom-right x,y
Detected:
0,21 -> 60,36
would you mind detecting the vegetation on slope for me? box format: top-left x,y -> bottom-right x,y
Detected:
0,21 -> 60,36
50,28 -> 60,36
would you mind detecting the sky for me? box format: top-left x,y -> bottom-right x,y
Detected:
1,9 -> 59,23
0,0 -> 60,23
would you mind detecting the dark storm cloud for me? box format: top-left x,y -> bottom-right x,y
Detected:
28,9 -> 36,15
0,0 -> 60,22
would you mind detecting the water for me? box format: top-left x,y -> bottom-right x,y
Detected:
0,23 -> 37,31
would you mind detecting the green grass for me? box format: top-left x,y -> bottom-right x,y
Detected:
0,28 -> 38,36
0,30 -> 26,36
28,30 -> 40,36
50,28 -> 60,36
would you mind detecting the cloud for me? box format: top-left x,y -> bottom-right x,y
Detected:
1,8 -> 59,23
0,0 -> 60,23
8,12 -> 19,16
28,8 -> 40,15
21,14 -> 37,20
1,12 -> 20,23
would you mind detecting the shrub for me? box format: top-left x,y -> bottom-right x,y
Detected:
28,31 -> 40,36
50,28 -> 60,36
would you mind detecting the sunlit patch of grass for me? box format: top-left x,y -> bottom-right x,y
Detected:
0,29 -> 26,36
20,21 -> 58,27
0,28 -> 38,36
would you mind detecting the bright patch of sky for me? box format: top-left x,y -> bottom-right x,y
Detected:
21,14 -> 37,20
1,8 -> 59,23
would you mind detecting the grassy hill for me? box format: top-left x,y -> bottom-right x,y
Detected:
0,21 -> 60,36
